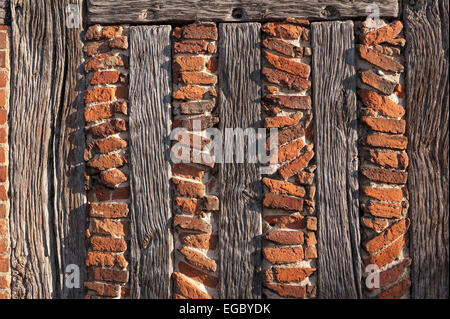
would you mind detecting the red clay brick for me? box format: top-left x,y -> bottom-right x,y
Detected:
88,153 -> 123,171
89,202 -> 129,218
362,186 -> 404,202
364,236 -> 405,268
0,275 -> 10,289
361,116 -> 406,134
109,36 -> 128,50
175,197 -> 203,215
84,103 -> 114,122
359,90 -> 405,118
262,38 -> 301,57
84,41 -> 110,56
94,137 -> 127,154
265,230 -> 304,245
174,40 -> 209,54
359,45 -> 404,73
364,219 -> 408,254
263,247 -> 303,264
0,256 -> 9,272
178,261 -> 218,288
101,26 -> 123,39
173,56 -> 206,72
363,201 -> 403,218
264,215 -> 305,229
85,281 -> 120,297
361,167 -> 408,184
360,70 -> 397,95
379,258 -> 411,289
264,51 -> 310,78
173,85 -> 206,100
361,217 -> 388,233
90,236 -> 127,252
271,139 -> 305,163
182,23 -> 218,40
262,67 -> 311,91
264,283 -> 306,298
262,23 -> 303,39
180,72 -> 217,85
89,267 -> 128,283
265,113 -> 301,129
263,193 -> 304,211
363,133 -> 408,150
263,94 -> 311,111
101,168 -> 127,188
179,233 -> 218,250
273,267 -> 315,283
180,100 -> 215,115
89,119 -> 127,138
85,54 -> 125,72
172,178 -> 205,197
376,278 -> 410,299
263,178 -> 305,197
85,87 -> 116,104
173,215 -> 211,233
361,21 -> 403,45
90,70 -> 120,85
91,218 -> 127,236
179,247 -> 217,272
279,150 -> 314,180
0,166 -> 6,182
206,57 -> 218,73
172,272 -> 212,299
85,251 -> 128,269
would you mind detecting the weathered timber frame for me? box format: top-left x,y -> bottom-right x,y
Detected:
1,0 -> 448,298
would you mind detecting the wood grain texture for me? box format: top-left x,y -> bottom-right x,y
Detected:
404,0 -> 449,299
87,0 -> 398,24
218,23 -> 262,299
9,0 -> 86,298
128,25 -> 173,299
0,0 -> 9,24
312,21 -> 362,299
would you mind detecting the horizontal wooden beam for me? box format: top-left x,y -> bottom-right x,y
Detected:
87,0 -> 398,24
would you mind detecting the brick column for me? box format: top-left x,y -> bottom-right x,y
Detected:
260,19 -> 317,299
83,25 -> 131,298
357,19 -> 410,299
170,22 -> 220,299
0,25 -> 9,299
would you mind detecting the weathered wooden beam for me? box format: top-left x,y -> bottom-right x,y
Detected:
9,0 -> 86,298
0,0 -> 9,25
87,0 -> 398,24
404,0 -> 449,299
218,23 -> 262,299
312,21 -> 362,299
128,25 -> 173,299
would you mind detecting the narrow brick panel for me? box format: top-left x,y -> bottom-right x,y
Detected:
171,22 -> 219,299
261,19 -> 316,299
83,24 -> 130,299
0,25 -> 9,299
357,18 -> 410,299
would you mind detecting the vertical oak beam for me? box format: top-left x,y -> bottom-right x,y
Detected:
312,21 -> 362,299
404,0 -> 449,299
218,22 -> 262,299
9,0 -> 87,298
128,25 -> 173,299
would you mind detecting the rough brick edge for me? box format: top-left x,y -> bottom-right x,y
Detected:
83,25 -> 131,299
260,19 -> 317,299
0,25 -> 10,299
356,19 -> 410,299
170,22 -> 220,299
